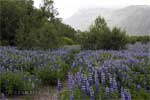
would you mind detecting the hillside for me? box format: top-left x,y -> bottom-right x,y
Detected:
64,5 -> 150,35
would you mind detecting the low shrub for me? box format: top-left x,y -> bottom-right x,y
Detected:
128,35 -> 150,44
37,62 -> 70,85
0,71 -> 40,96
61,37 -> 75,45
81,16 -> 128,50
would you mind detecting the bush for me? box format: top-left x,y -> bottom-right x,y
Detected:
37,67 -> 59,85
1,40 -> 10,46
16,21 -> 61,49
109,27 -> 128,50
128,35 -> 150,44
37,62 -> 69,85
1,0 -> 77,49
61,37 -> 75,45
81,16 -> 128,50
0,71 -> 40,96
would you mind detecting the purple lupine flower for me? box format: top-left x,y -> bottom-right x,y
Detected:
121,89 -> 126,100
126,91 -> 131,100
128,80 -> 131,88
88,72 -> 93,86
54,95 -> 58,100
98,68 -> 102,76
76,72 -> 82,87
83,75 -> 90,94
68,72 -> 74,93
83,76 -> 87,84
82,84 -> 86,92
101,72 -> 105,85
137,84 -> 141,89
112,77 -> 118,92
90,87 -> 94,100
71,62 -> 76,68
94,71 -> 99,93
124,65 -> 129,71
0,66 -> 3,73
124,89 -> 132,100
57,79 -> 62,92
1,93 -> 5,100
109,76 -> 113,93
86,79 -> 90,95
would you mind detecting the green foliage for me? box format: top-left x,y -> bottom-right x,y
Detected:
58,88 -> 90,100
56,22 -> 77,40
0,0 -> 77,49
131,89 -> 150,100
61,37 -> 75,45
0,40 -> 9,46
37,62 -> 69,85
109,27 -> 128,50
36,50 -> 79,85
0,0 -> 34,45
37,67 -> 59,85
128,35 -> 150,44
81,16 -> 128,50
0,71 -> 39,96
16,20 -> 60,49
75,31 -> 88,45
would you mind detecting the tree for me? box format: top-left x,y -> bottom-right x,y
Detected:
82,16 -> 128,50
110,27 -> 127,50
56,22 -> 77,40
1,0 -> 77,49
82,16 -> 111,49
0,0 -> 34,45
40,0 -> 59,22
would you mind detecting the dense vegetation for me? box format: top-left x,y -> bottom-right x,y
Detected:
128,35 -> 150,44
0,0 -> 150,100
0,43 -> 150,99
0,0 -> 76,49
80,16 -> 128,50
0,46 -> 78,95
1,0 -> 150,50
58,43 -> 150,100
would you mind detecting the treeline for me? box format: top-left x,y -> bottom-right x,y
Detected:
0,0 -> 77,49
78,16 -> 128,50
127,35 -> 150,44
0,0 -> 150,50
76,16 -> 150,50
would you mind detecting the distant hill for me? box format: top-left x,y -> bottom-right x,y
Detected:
64,5 -> 150,35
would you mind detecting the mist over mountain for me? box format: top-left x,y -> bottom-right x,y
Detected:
64,5 -> 150,35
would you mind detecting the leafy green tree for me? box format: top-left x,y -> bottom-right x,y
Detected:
128,35 -> 150,44
40,0 -> 59,21
82,16 -> 128,50
1,0 -> 77,49
76,31 -> 88,45
0,0 -> 35,45
55,22 -> 77,41
110,27 -> 128,50
82,16 -> 111,49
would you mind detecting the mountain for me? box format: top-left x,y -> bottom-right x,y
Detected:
64,5 -> 150,35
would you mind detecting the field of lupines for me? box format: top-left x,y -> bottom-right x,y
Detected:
0,43 -> 150,100
0,46 -> 78,96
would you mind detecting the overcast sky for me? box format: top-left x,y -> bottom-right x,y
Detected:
34,0 -> 150,19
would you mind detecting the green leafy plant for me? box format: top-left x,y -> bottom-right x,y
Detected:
81,16 -> 128,50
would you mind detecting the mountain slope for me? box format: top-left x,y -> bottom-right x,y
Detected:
64,5 -> 150,35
